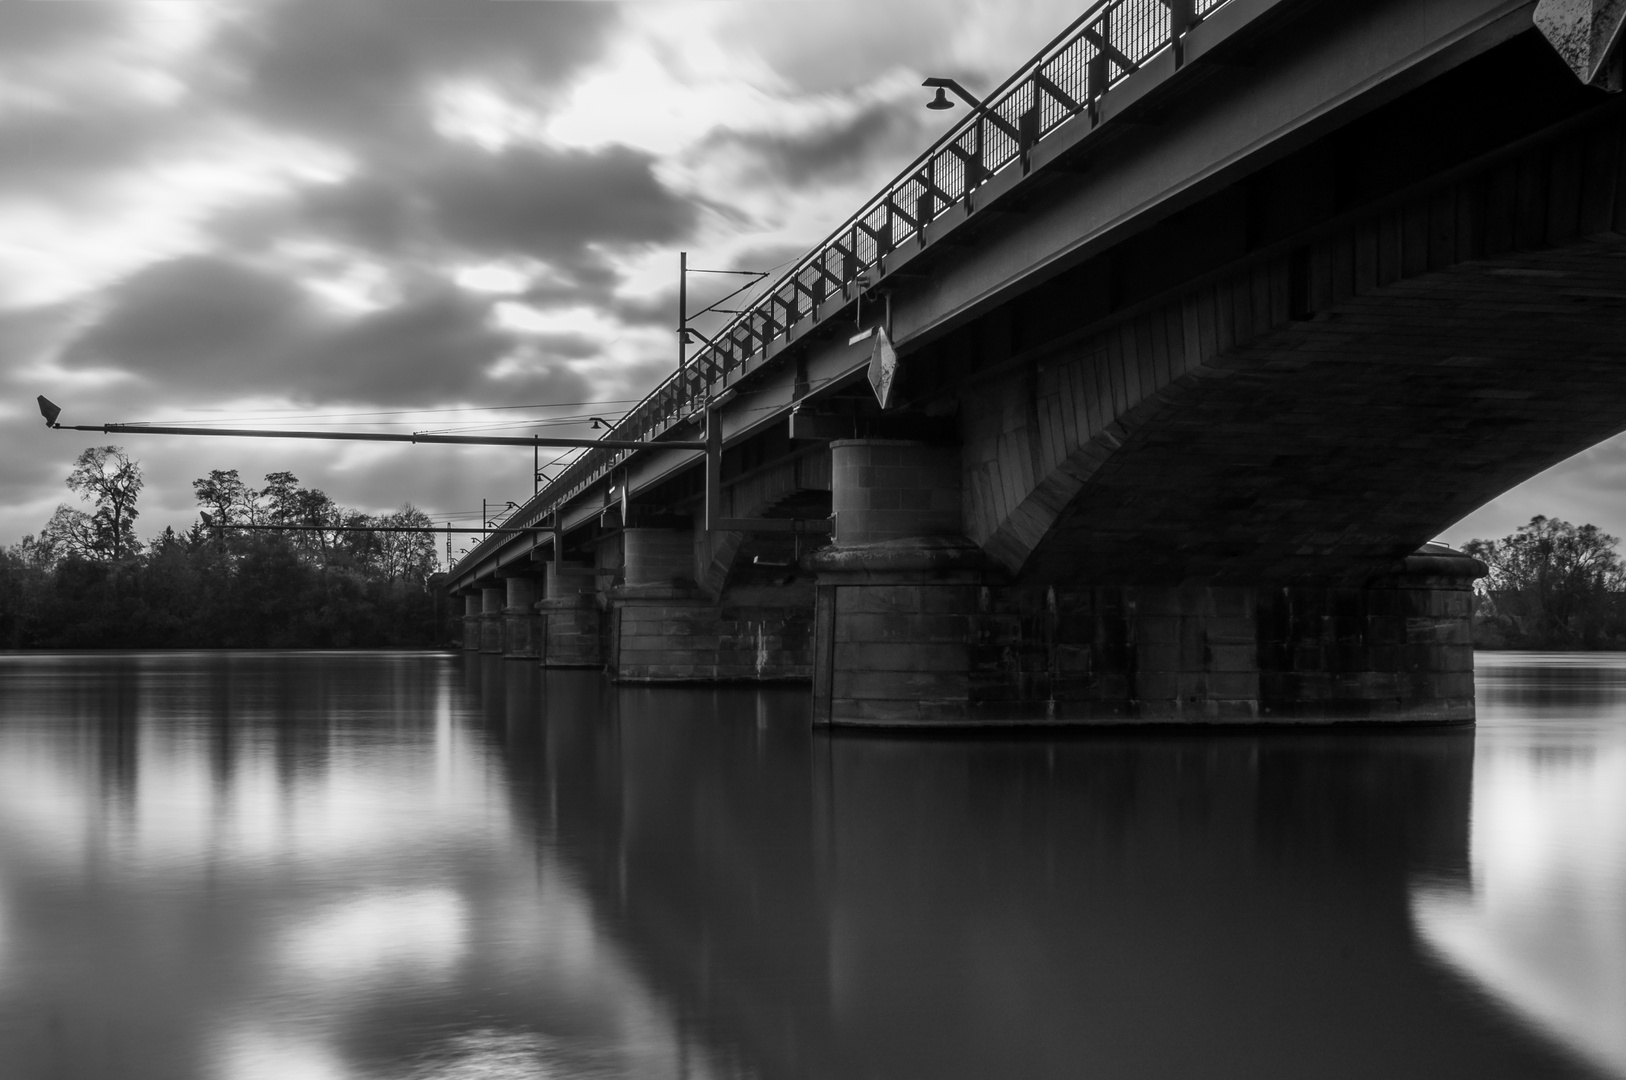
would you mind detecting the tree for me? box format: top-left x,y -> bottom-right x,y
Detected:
5,453 -> 456,649
192,469 -> 253,532
258,471 -> 301,526
1463,515 -> 1626,647
36,506 -> 98,565
65,447 -> 143,560
289,485 -> 339,561
376,505 -> 439,584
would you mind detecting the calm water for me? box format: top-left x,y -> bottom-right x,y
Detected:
0,652 -> 1621,1079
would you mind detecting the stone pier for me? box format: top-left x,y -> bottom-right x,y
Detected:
809,440 -> 1484,727
539,562 -> 602,668
610,527 -> 816,683
479,586 -> 504,655
460,593 -> 481,652
501,576 -> 540,660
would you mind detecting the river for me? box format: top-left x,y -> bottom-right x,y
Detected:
0,650 -> 1621,1079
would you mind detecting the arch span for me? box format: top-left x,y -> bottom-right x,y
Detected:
964,107 -> 1626,586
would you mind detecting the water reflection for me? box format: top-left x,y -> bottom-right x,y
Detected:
0,651 -> 1620,1078
0,652 -> 717,1080
1412,653 -> 1626,1079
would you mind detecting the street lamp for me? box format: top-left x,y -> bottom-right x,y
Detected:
921,77 -> 983,113
921,77 -> 1019,140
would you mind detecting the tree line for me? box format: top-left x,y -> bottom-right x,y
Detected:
6,447 -> 1625,651
1464,515 -> 1626,649
1,447 -> 454,649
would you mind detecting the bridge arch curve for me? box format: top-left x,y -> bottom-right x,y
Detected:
695,448 -> 831,597
967,109 -> 1626,586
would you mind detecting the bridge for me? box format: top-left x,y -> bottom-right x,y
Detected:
447,0 -> 1626,726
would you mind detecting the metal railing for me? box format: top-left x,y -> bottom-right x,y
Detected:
459,0 -> 1231,575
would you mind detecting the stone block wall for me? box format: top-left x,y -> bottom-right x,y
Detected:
825,583 -> 977,723
502,576 -> 540,659
612,586 -> 814,683
624,528 -> 696,588
813,557 -> 1481,727
1256,571 -> 1477,722
540,563 -> 602,668
831,440 -> 961,545
461,594 -> 481,651
479,586 -> 504,654
961,586 -> 1264,723
972,585 -> 1262,723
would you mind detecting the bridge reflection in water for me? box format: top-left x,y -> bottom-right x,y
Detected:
474,655 -> 1616,1080
0,652 -> 1618,1079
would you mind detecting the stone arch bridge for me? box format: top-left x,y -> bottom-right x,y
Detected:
449,0 -> 1626,726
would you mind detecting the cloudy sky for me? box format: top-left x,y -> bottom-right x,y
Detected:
1,0 -> 1622,558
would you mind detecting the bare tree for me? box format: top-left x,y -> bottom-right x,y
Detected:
37,505 -> 99,565
65,446 -> 143,560
376,505 -> 439,583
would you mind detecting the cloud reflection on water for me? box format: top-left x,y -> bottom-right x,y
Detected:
0,652 -> 716,1080
1412,652 -> 1626,1079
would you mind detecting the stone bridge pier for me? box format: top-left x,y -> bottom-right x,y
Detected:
478,586 -> 504,655
501,575 -> 540,660
809,439 -> 1483,727
460,593 -> 480,652
539,562 -> 602,668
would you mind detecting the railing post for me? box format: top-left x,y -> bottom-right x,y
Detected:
1019,102 -> 1039,172
1166,0 -> 1196,68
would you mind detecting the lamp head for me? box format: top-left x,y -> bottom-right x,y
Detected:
37,395 -> 61,428
926,87 -> 954,110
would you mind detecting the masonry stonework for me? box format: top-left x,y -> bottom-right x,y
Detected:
502,576 -> 540,660
461,593 -> 481,652
810,439 -> 1484,727
479,586 -> 504,655
539,563 -> 602,668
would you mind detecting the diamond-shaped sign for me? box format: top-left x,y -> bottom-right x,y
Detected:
1536,0 -> 1626,89
868,327 -> 899,410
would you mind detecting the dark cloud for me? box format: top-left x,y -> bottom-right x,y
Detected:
300,143 -> 697,263
706,103 -> 929,189
58,256 -> 592,409
215,0 -> 619,153
429,144 -> 696,254
65,257 -> 318,376
0,111 -> 184,196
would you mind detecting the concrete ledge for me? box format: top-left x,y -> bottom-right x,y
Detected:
807,535 -> 991,577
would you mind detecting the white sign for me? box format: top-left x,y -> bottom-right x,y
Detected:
868,327 -> 899,410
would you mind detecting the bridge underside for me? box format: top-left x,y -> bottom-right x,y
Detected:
1025,234 -> 1626,587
